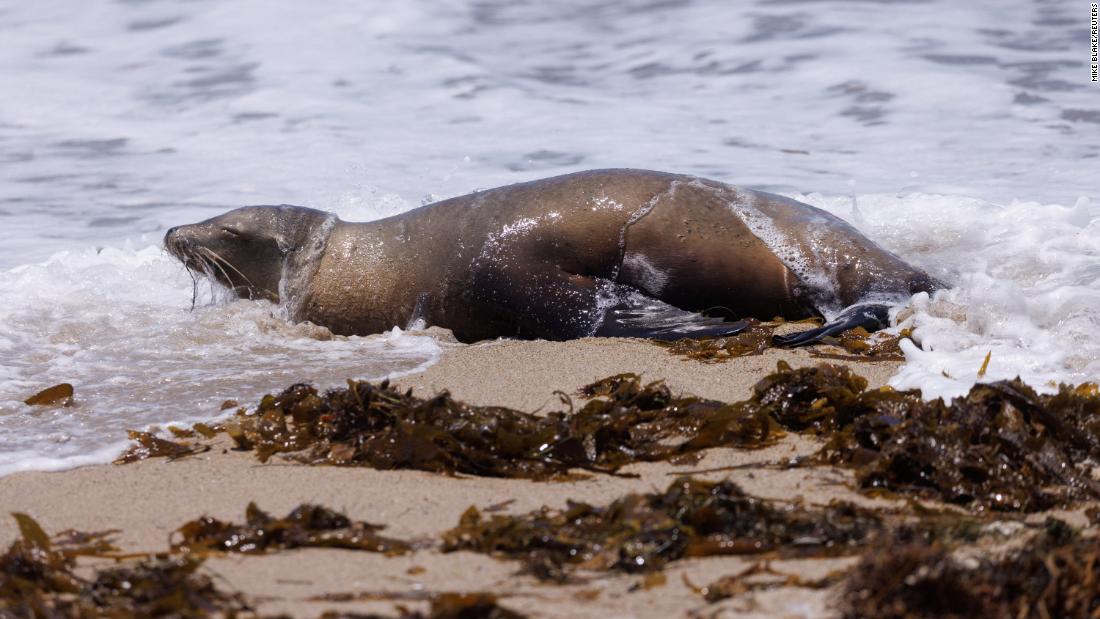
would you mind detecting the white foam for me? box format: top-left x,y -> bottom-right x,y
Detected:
0,246 -> 442,475
789,191 -> 1100,400
723,187 -> 840,313
620,252 -> 669,296
477,211 -> 563,265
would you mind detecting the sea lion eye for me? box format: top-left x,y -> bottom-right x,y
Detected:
221,226 -> 242,237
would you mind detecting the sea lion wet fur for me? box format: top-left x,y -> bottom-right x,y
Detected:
165,169 -> 941,344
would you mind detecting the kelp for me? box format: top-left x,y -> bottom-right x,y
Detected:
114,430 -> 210,464
808,326 -> 909,361
23,383 -> 74,407
199,376 -> 782,479
690,510 -> 991,605
115,361 -> 1100,511
172,503 -> 411,556
441,476 -> 881,581
687,562 -> 841,602
3,511 -> 516,619
81,556 -> 253,618
740,361 -> 1100,511
743,361 -> 869,433
315,593 -> 526,619
840,521 -> 1100,619
841,380 -> 1100,511
1,514 -> 86,607
403,594 -> 524,619
656,321 -> 908,363
0,513 -> 253,618
656,320 -> 775,362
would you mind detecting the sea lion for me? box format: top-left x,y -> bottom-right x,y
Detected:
164,169 -> 942,345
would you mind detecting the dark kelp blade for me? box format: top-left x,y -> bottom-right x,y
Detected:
740,361 -> 1100,512
13,512 -> 52,550
2,516 -> 83,599
23,383 -> 74,406
84,555 -> 253,617
656,321 -> 909,363
440,476 -> 881,581
655,320 -> 774,362
316,592 -> 528,619
691,562 -> 840,602
578,372 -> 647,397
192,422 -> 220,438
172,503 -> 411,556
1,515 -> 255,616
428,592 -> 527,619
51,528 -> 120,557
191,373 -> 784,479
839,522 -> 1096,619
113,362 -> 1100,512
114,430 -> 210,464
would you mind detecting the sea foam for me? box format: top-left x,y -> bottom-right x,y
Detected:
0,246 -> 441,477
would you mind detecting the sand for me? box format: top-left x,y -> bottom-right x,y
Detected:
0,337 -> 905,618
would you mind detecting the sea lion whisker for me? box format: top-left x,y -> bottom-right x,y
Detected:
194,253 -> 225,306
200,247 -> 256,289
197,248 -> 243,291
187,267 -> 199,311
201,250 -> 261,301
167,245 -> 201,311
205,253 -> 234,286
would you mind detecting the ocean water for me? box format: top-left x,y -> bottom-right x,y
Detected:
0,0 -> 1097,475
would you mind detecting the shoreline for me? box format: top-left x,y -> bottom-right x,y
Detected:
0,338 -> 903,618
4,336 -> 1091,618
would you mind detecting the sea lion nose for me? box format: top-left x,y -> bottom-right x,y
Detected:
164,226 -> 187,254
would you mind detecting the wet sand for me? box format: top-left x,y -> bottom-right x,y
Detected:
0,337 -> 905,618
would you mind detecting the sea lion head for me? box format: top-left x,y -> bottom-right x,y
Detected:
165,205 -> 333,302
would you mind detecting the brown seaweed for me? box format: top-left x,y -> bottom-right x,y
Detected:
808,326 -> 909,361
745,361 -> 869,433
316,592 -> 526,619
411,593 -> 525,619
209,376 -> 782,479
23,383 -> 74,406
116,361 -> 1100,511
192,422 -> 220,439
742,361 -> 1100,511
167,425 -> 196,438
114,430 -> 211,464
840,521 -> 1099,619
1,513 -> 253,618
441,476 -> 881,581
656,321 -> 908,363
82,555 -> 253,618
2,514 -> 84,607
688,562 -> 841,602
656,320 -> 776,362
690,509 -> 990,605
172,503 -> 411,556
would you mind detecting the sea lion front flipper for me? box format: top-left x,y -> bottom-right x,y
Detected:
772,304 -> 891,347
594,296 -> 750,341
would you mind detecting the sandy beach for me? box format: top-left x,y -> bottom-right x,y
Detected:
0,337 -> 912,618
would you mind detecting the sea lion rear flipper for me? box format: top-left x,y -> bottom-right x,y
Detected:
594,296 -> 750,341
772,304 -> 891,347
